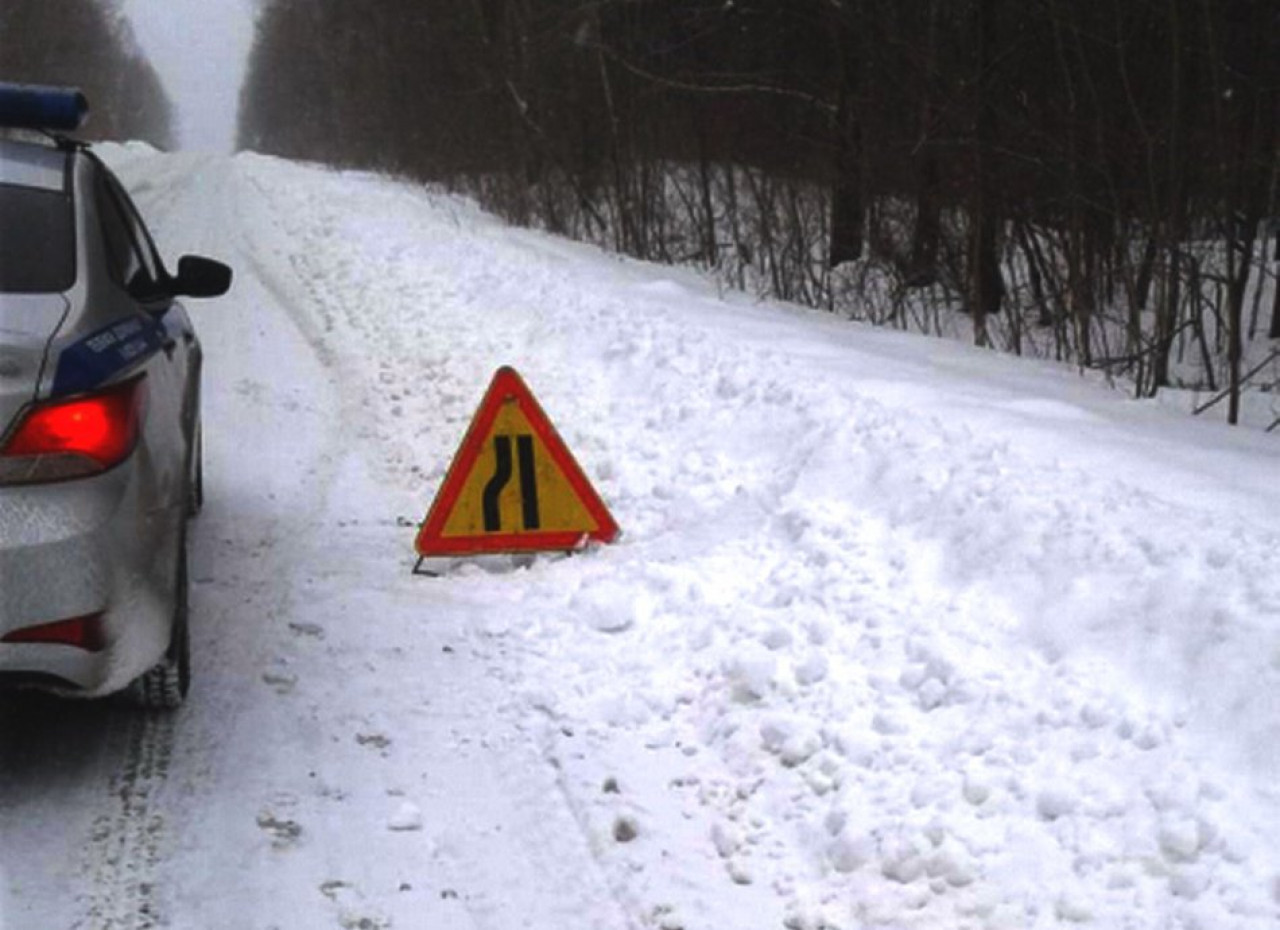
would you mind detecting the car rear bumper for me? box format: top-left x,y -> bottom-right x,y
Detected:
0,458 -> 178,696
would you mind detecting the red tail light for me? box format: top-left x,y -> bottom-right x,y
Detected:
1,613 -> 106,652
0,377 -> 146,484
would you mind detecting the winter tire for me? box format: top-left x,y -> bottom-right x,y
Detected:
127,529 -> 191,710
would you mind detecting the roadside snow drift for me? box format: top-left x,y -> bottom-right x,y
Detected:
9,145 -> 1275,930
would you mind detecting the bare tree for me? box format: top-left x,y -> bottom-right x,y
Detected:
0,0 -> 174,147
240,0 -> 1280,420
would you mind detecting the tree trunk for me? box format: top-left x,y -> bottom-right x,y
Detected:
967,0 -> 1003,346
907,0 -> 941,288
828,10 -> 863,267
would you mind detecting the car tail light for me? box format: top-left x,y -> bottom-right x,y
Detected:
1,613 -> 106,652
0,377 -> 146,484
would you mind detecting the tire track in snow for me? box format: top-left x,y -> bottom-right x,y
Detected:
0,696 -> 179,930
472,722 -> 639,930
80,713 -> 175,930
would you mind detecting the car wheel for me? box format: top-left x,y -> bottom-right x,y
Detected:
188,423 -> 204,517
127,529 -> 191,710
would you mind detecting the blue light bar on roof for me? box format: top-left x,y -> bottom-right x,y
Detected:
0,83 -> 88,132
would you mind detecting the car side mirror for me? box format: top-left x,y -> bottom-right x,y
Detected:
171,255 -> 232,298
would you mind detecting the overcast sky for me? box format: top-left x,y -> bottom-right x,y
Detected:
121,0 -> 259,152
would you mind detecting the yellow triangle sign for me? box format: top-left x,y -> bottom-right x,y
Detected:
415,367 -> 619,557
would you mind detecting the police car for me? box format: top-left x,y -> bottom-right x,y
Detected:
0,84 -> 231,708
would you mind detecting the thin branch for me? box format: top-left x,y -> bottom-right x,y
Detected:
1192,347 -> 1280,415
588,41 -> 837,117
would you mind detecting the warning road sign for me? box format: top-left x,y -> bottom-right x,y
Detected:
415,367 -> 619,557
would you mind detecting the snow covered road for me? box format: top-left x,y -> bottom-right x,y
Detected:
2,147 -> 1278,929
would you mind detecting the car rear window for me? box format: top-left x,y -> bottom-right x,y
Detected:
0,184 -> 75,293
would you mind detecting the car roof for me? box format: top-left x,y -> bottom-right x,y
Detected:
0,138 -> 71,193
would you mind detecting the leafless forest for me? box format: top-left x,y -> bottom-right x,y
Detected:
179,3 -> 1280,420
0,0 -> 173,148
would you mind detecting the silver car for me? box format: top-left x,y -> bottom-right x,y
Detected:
0,85 -> 231,708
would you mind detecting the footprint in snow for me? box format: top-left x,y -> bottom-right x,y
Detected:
288,621 -> 327,640
321,878 -> 392,929
262,669 -> 298,694
356,732 -> 392,752
256,812 -> 303,848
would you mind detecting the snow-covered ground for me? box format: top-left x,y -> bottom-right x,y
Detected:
1,146 -> 1278,929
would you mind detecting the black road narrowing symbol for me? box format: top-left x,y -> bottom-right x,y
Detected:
482,434 -> 541,532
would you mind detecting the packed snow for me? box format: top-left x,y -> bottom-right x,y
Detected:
1,144 -> 1277,930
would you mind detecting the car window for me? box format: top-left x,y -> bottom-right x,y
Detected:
105,173 -> 166,282
0,183 -> 75,293
96,169 -> 165,297
96,173 -> 149,294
